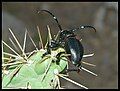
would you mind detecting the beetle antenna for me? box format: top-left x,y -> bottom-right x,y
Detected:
80,25 -> 96,32
38,10 -> 62,31
73,25 -> 96,32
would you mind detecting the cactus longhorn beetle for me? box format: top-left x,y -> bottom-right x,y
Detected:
38,10 -> 97,76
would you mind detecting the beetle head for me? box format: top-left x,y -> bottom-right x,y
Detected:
59,30 -> 75,42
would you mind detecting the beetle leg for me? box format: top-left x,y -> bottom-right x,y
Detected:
56,52 -> 66,65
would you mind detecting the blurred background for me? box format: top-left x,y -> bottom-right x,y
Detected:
2,2 -> 118,89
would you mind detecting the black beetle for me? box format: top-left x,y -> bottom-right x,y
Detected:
38,10 -> 97,75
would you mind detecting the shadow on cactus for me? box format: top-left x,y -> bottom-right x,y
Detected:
2,10 -> 97,89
